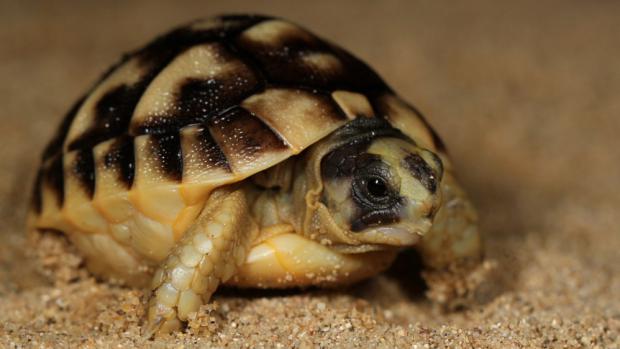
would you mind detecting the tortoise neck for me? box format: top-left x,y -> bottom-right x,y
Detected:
246,156 -> 305,230
287,140 -> 363,246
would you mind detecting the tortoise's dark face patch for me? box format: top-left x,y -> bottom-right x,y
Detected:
348,154 -> 405,231
401,152 -> 443,194
320,137 -> 443,247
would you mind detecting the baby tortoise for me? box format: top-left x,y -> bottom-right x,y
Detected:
28,14 -> 483,335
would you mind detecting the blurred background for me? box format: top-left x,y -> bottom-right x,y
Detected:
1,1 -> 619,347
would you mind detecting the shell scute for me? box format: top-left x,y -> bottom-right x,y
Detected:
209,107 -> 291,173
179,124 -> 232,182
68,147 -> 96,198
65,57 -> 151,152
241,88 -> 347,151
99,135 -> 135,190
131,43 -> 261,136
235,19 -> 387,92
43,154 -> 65,209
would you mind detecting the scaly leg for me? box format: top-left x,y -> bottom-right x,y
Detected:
145,185 -> 258,336
416,172 -> 486,307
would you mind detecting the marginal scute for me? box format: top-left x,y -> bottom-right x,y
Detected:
180,124 -> 232,182
242,88 -> 347,151
208,107 -> 291,174
332,90 -> 374,119
144,133 -> 184,182
100,136 -> 135,190
92,139 -> 135,223
31,170 -> 43,213
375,94 -> 442,152
62,150 -> 108,235
70,147 -> 96,198
131,43 -> 260,135
178,124 -> 234,206
43,154 -> 65,208
36,155 -> 67,229
131,134 -> 185,224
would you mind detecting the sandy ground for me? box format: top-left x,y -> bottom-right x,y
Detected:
1,1 -> 619,348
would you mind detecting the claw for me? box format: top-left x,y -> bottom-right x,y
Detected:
143,299 -> 183,338
142,315 -> 163,339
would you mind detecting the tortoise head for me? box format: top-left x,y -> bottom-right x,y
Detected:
318,121 -> 443,249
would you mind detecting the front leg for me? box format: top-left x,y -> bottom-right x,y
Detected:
145,186 -> 258,336
416,172 -> 486,307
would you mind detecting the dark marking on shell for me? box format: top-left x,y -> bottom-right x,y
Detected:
327,45 -> 391,93
192,126 -> 232,172
72,148 -> 96,198
402,153 -> 439,193
103,136 -> 135,189
42,95 -> 87,161
235,22 -> 388,93
44,155 -> 65,207
134,15 -> 267,69
133,73 -> 261,135
147,133 -> 183,181
67,16 -> 269,152
209,107 -> 288,167
31,170 -> 43,213
68,83 -> 145,151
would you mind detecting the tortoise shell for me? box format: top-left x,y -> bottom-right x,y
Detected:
30,14 -> 444,283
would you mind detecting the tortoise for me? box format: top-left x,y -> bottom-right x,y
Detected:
28,14 -> 483,335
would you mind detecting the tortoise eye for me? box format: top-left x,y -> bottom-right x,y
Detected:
352,172 -> 395,209
366,177 -> 389,198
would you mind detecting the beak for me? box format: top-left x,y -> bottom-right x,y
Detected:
360,225 -> 425,246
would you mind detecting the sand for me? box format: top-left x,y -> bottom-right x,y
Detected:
1,1 -> 619,347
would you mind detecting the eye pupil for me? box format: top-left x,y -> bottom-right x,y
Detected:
367,177 -> 388,197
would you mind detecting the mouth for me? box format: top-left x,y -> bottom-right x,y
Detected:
331,225 -> 424,253
360,226 -> 423,246
374,227 -> 422,246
